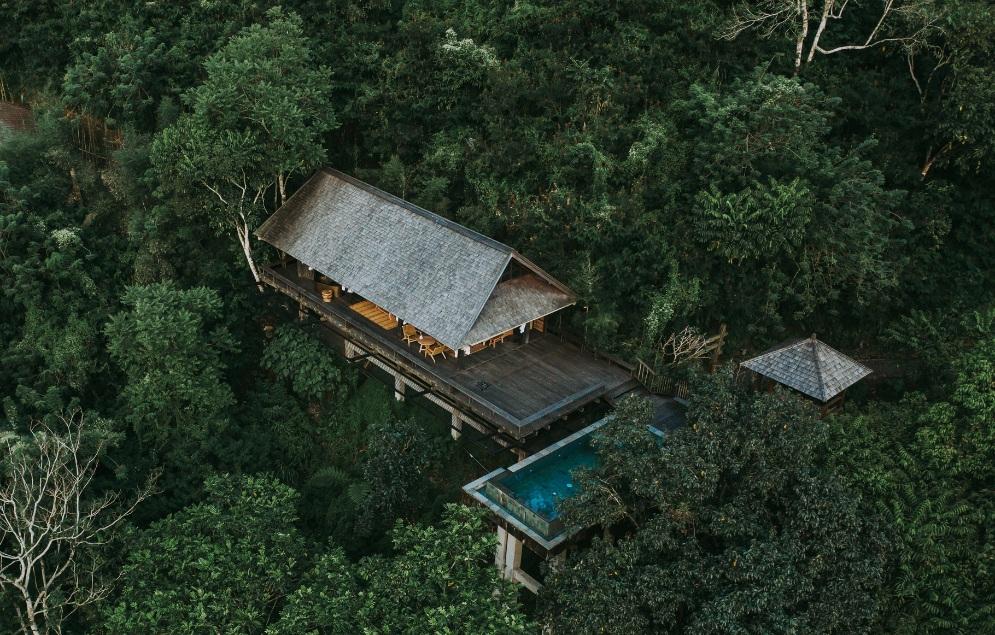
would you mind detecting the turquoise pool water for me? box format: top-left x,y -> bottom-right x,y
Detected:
498,438 -> 599,519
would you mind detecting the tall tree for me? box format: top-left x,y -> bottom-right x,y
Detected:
151,7 -> 336,283
831,335 -> 995,633
269,504 -> 534,635
721,0 -> 939,73
104,282 -> 235,505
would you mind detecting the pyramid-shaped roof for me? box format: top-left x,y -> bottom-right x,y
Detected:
741,336 -> 871,402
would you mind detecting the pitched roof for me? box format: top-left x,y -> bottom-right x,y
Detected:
0,102 -> 33,133
741,335 -> 872,402
256,168 -> 575,350
463,274 -> 573,346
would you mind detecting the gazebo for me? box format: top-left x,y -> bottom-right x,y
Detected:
741,335 -> 871,412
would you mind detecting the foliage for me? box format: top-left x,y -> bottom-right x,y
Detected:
830,337 -> 995,633
674,72 -> 904,334
151,7 -> 336,282
103,474 -> 306,635
0,111 -> 121,417
355,415 -> 445,540
261,325 -> 347,402
543,373 -> 890,633
354,504 -> 534,634
265,548 -> 358,635
104,282 -> 235,505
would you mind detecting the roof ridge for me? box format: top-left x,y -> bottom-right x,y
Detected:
321,167 -> 512,255
458,252 -> 514,348
810,339 -> 830,401
814,338 -> 873,374
744,337 -> 805,365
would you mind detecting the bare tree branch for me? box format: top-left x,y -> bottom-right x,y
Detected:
721,0 -> 941,75
0,410 -> 157,635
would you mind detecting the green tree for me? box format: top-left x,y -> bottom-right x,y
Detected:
151,7 -> 336,283
104,282 -> 235,504
103,474 -> 306,635
543,373 -> 889,633
831,336 -> 994,633
261,324 -> 347,403
266,548 -> 358,635
357,505 -> 533,633
355,414 -> 445,540
270,505 -> 534,634
674,72 -> 904,335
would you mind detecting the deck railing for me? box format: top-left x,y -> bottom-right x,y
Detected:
633,359 -> 690,399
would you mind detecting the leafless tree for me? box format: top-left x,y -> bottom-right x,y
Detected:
660,327 -> 712,367
721,0 -> 940,74
0,411 -> 157,635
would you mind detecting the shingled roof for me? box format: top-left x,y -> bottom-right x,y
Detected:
0,102 -> 34,134
741,336 -> 872,402
256,168 -> 575,350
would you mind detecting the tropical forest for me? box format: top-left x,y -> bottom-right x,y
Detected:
0,1 -> 992,633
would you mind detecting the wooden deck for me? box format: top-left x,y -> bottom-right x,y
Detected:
261,264 -> 635,441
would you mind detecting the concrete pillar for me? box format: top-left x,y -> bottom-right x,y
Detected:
394,373 -> 405,401
450,410 -> 463,440
503,532 -> 523,581
513,447 -> 528,462
495,526 -> 508,574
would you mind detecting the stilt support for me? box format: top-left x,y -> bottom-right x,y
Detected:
495,526 -> 509,574
503,532 -> 523,581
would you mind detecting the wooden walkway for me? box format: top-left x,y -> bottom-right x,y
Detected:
262,264 -> 634,440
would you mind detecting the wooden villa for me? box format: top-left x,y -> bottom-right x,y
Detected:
256,169 -> 635,452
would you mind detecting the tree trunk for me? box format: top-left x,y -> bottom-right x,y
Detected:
22,594 -> 43,635
794,0 -> 810,74
806,0 -> 834,63
920,142 -> 952,179
277,173 -> 287,208
235,217 -> 262,287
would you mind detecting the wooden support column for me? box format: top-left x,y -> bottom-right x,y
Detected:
513,447 -> 528,462
394,373 -> 405,401
450,410 -> 463,440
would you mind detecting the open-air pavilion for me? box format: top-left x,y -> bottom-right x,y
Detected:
255,169 -> 636,450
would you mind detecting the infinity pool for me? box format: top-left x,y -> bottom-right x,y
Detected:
499,437 -> 598,519
464,400 -> 685,550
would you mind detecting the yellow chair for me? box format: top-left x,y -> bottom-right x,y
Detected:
402,324 -> 419,345
424,342 -> 448,363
